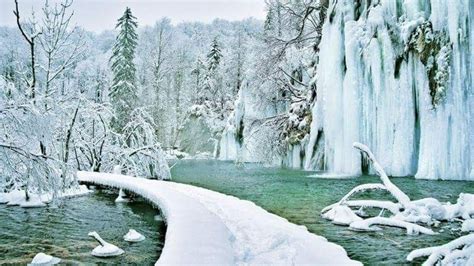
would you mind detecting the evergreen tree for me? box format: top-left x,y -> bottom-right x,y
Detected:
204,37 -> 225,108
110,7 -> 138,132
207,37 -> 222,72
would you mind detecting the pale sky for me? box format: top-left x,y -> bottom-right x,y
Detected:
0,0 -> 266,32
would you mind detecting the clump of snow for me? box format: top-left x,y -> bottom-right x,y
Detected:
462,220 -> 474,232
115,189 -> 130,203
322,205 -> 362,225
28,253 -> 61,265
123,229 -> 145,242
88,231 -> 124,257
455,193 -> 474,219
3,190 -> 26,206
78,171 -> 360,265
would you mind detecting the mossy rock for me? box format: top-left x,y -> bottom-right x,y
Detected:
406,21 -> 452,107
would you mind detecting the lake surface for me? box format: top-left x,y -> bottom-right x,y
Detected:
0,190 -> 165,265
171,160 -> 474,265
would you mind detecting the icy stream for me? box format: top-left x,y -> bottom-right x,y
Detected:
0,190 -> 165,265
172,160 -> 474,265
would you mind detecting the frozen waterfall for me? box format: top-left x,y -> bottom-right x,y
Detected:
219,0 -> 473,180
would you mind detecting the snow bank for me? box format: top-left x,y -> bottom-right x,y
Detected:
77,171 -> 360,265
0,185 -> 92,208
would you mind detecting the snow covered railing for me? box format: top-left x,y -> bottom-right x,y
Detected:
77,171 -> 361,265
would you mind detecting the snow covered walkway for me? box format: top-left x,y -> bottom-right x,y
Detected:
77,171 -> 360,265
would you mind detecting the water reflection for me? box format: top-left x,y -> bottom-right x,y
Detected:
0,190 -> 165,265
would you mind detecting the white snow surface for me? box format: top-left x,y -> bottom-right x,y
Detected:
77,171 -> 360,265
462,220 -> 474,232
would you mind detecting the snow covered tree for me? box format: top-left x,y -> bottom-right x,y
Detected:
109,7 -> 138,133
191,57 -> 206,103
13,0 -> 41,99
207,37 -> 222,72
204,37 -> 224,108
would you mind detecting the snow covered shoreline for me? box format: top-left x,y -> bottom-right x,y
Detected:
0,185 -> 92,208
77,171 -> 360,265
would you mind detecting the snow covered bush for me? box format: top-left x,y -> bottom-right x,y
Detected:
114,107 -> 171,180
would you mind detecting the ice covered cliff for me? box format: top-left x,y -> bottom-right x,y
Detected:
220,0 -> 473,180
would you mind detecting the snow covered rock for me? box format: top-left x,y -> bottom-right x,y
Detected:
123,229 -> 145,242
88,231 -> 124,257
4,190 -> 26,206
462,220 -> 474,232
322,205 -> 362,225
457,193 -> 474,219
28,252 -> 61,265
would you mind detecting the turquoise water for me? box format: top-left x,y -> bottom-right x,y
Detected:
171,160 -> 474,265
0,190 -> 165,265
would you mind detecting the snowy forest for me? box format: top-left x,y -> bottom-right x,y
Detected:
0,0 -> 473,265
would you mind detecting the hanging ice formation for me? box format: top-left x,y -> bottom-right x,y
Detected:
219,0 -> 473,180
